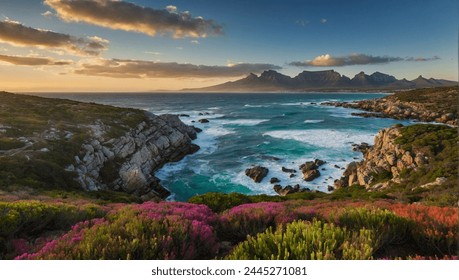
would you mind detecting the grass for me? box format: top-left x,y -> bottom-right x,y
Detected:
388,86 -> 458,115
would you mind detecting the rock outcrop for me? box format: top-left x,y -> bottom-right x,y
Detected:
68,114 -> 200,200
299,159 -> 325,181
245,166 -> 269,183
273,184 -> 310,196
335,126 -> 428,189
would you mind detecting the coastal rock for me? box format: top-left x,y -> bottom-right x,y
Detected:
245,166 -> 269,183
299,159 -> 325,172
270,177 -> 281,184
335,125 -> 431,190
298,159 -> 324,181
322,87 -> 458,126
73,114 -> 199,200
281,167 -> 296,173
303,169 -> 320,181
273,184 -> 305,196
198,119 -> 209,123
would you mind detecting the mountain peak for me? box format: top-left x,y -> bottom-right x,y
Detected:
185,70 -> 457,92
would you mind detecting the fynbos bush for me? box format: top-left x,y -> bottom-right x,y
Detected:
226,220 -> 374,260
17,202 -> 219,260
337,208 -> 411,252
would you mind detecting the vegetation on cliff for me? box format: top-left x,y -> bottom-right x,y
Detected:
0,92 -> 199,202
0,91 -> 148,200
323,86 -> 458,126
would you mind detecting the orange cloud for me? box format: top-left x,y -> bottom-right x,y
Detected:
0,54 -> 72,65
45,0 -> 223,38
0,20 -> 108,56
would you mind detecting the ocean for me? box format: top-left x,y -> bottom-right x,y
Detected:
37,92 -> 413,201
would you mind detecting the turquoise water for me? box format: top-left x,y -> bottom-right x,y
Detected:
38,92 -> 414,201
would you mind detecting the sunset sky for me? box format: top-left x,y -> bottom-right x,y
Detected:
0,0 -> 457,92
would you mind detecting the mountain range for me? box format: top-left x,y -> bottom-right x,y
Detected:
184,70 -> 457,92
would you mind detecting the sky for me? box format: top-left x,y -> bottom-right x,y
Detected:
0,0 -> 457,92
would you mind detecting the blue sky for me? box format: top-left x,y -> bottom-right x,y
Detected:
0,0 -> 456,91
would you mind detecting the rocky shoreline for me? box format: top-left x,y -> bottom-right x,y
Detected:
334,125 -> 428,190
322,86 -> 458,126
70,113 -> 201,201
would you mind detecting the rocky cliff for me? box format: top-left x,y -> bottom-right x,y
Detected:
335,123 -> 457,201
0,92 -> 200,201
335,126 -> 427,190
69,114 -> 199,200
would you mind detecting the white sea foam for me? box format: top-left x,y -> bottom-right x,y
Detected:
328,107 -> 365,119
304,119 -> 324,124
280,102 -> 311,106
244,104 -> 270,108
263,129 -> 375,149
216,119 -> 269,126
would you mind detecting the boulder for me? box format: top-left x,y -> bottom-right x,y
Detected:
270,177 -> 281,184
303,169 -> 320,181
281,167 -> 296,173
198,119 -> 209,123
245,166 -> 269,183
273,184 -> 305,196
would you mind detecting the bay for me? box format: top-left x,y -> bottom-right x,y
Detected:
37,92 -> 414,201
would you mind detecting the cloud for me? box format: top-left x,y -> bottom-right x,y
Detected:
41,11 -> 55,18
190,40 -> 200,44
289,54 -> 442,67
0,19 -> 109,56
289,54 -> 408,67
74,59 -> 281,79
320,18 -> 327,24
406,56 -> 440,62
145,51 -> 162,56
295,19 -> 309,27
44,0 -> 223,38
0,54 -> 72,65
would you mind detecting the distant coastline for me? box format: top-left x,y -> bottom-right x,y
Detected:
184,69 -> 457,92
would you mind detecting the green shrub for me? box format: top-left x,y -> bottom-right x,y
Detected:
0,137 -> 25,150
19,203 -> 219,260
337,208 -> 411,252
188,192 -> 326,213
226,220 -> 374,260
0,200 -> 106,259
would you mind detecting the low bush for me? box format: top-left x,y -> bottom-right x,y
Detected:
17,202 -> 219,260
0,200 -> 105,259
389,204 -> 458,255
226,220 -> 375,260
336,208 -> 411,253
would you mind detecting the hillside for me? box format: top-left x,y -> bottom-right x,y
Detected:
184,70 -> 457,92
0,91 -> 200,202
323,86 -> 458,126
